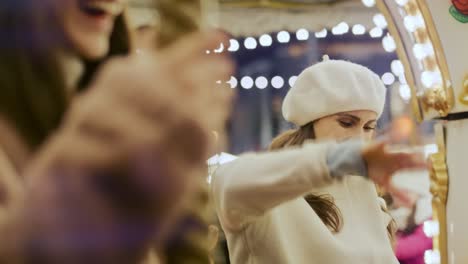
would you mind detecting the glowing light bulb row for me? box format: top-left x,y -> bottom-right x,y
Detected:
395,0 -> 443,92
225,29 -> 309,52
226,76 -> 298,89
221,22 -> 387,53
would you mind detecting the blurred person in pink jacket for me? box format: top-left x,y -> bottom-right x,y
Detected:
389,170 -> 433,264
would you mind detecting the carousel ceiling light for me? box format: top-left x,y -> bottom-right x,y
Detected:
352,24 -> 366,35
288,76 -> 298,87
227,76 -> 238,89
423,220 -> 440,238
332,22 -> 349,35
399,84 -> 411,101
244,37 -> 257,50
228,39 -> 240,52
271,76 -> 285,89
382,34 -> 396,52
373,13 -> 388,29
423,144 -> 438,158
413,43 -> 433,60
424,250 -> 441,264
241,76 -> 254,89
403,14 -> 425,33
361,0 -> 376,8
395,0 -> 409,7
391,60 -> 404,76
259,34 -> 273,47
277,31 -> 291,43
382,72 -> 396,85
369,27 -> 383,38
421,71 -> 442,88
255,76 -> 268,89
315,29 -> 328,38
296,28 -> 310,41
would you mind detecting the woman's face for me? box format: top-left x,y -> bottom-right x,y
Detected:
54,0 -> 126,59
313,110 -> 378,142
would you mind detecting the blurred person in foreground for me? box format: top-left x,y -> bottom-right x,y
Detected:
0,0 -> 233,263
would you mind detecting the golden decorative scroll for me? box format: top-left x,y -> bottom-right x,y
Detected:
429,123 -> 449,264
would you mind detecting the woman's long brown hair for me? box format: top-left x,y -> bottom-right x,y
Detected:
271,123 -> 398,243
269,122 -> 343,233
0,0 -> 130,150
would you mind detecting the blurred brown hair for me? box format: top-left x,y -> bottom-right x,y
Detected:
269,122 -> 343,233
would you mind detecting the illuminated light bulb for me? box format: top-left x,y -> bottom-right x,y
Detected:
382,34 -> 396,52
332,22 -> 350,35
373,13 -> 388,29
255,76 -> 268,89
396,0 -> 409,6
413,44 -> 426,60
382,72 -> 396,85
424,250 -> 441,264
413,43 -> 435,60
241,76 -> 254,89
423,220 -> 440,237
361,0 -> 375,7
228,39 -> 240,52
391,60 -> 404,76
271,76 -> 284,89
315,29 -> 328,38
244,37 -> 257,50
352,24 -> 366,35
404,13 -> 425,32
227,76 -> 238,88
289,76 -> 298,87
277,31 -> 291,43
296,28 -> 310,41
370,27 -> 383,38
421,71 -> 442,88
259,34 -> 273,47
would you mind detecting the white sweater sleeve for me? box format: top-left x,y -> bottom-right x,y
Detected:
211,142 -> 335,231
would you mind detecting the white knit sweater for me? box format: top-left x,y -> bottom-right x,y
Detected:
211,142 -> 398,264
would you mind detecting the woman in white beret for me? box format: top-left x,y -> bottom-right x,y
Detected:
211,56 -> 424,264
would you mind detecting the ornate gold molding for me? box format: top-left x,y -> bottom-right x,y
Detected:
459,74 -> 468,106
429,123 -> 449,264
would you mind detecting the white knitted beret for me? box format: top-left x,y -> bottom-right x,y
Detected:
282,56 -> 387,126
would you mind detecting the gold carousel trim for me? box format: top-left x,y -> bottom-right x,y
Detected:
429,123 -> 449,264
459,74 -> 468,106
414,0 -> 455,117
375,0 -> 423,121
